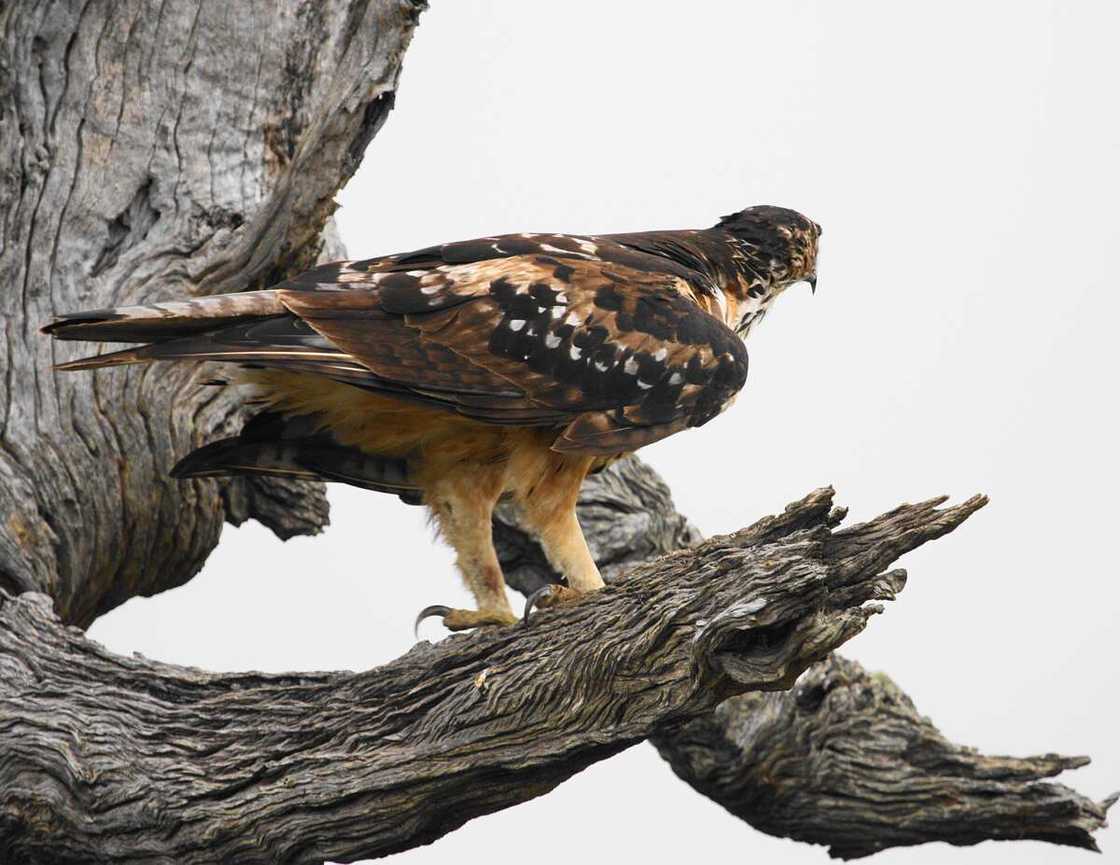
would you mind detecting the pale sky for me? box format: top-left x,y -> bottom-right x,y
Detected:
90,2 -> 1118,862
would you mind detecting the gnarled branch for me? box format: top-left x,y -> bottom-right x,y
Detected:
492,456 -> 1113,859
655,654 -> 1116,860
0,488 -> 977,865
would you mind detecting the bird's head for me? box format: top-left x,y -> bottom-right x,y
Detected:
714,205 -> 821,336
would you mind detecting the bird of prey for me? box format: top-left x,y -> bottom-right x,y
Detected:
43,205 -> 820,632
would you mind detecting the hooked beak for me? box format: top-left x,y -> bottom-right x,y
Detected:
806,275 -> 817,294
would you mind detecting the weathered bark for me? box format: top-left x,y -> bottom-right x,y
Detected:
0,0 -> 424,626
656,655 -> 1117,859
0,487 -> 979,865
492,456 -> 1114,859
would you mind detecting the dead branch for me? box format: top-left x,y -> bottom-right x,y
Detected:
493,456 -> 1113,858
655,654 -> 1116,859
0,488 -> 977,864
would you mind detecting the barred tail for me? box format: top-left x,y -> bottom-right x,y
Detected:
172,411 -> 423,505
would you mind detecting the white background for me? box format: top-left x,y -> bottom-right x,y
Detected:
90,2 -> 1119,862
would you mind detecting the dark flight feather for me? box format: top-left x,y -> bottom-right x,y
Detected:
171,411 -> 423,504
45,231 -> 756,455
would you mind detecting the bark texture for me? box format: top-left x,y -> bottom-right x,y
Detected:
492,456 -> 1114,859
0,0 -> 423,626
0,487 -> 979,865
656,654 -> 1117,859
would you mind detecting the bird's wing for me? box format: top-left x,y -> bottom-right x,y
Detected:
45,238 -> 748,455
277,252 -> 748,454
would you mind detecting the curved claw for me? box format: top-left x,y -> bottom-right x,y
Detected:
414,604 -> 452,639
522,585 -> 557,628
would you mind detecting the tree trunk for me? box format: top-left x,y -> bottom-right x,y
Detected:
0,0 -> 423,626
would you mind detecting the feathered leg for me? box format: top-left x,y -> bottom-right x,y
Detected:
415,468 -> 517,633
508,451 -> 604,622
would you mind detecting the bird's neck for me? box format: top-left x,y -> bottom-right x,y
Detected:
605,227 -> 772,333
664,231 -> 774,330
699,286 -> 771,338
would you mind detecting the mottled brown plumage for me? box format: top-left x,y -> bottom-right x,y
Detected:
44,205 -> 820,631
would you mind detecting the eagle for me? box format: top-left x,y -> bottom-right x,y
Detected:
43,205 -> 820,632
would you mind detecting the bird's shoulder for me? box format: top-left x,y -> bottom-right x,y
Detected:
284,229 -> 719,294
269,229 -> 747,455
278,235 -> 739,368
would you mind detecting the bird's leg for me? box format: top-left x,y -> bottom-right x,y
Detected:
536,509 -> 604,594
415,475 -> 517,635
511,456 -> 604,623
519,508 -> 604,623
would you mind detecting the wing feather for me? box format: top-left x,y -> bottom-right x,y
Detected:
46,234 -> 748,455
281,253 -> 747,454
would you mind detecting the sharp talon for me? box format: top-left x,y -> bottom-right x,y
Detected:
522,585 -> 556,627
414,604 -> 452,638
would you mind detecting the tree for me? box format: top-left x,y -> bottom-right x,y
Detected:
0,3 -> 1112,863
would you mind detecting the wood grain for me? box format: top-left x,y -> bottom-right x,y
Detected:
494,457 -> 1113,860
0,486 -> 978,864
0,0 -> 423,625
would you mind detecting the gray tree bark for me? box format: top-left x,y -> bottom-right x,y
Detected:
0,2 -> 1113,863
657,654 -> 1116,859
0,486 -> 981,864
494,458 -> 1115,859
0,0 -> 424,626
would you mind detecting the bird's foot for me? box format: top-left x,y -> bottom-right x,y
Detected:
521,583 -> 584,626
414,605 -> 518,637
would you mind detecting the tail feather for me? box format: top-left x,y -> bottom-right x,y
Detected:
50,330 -> 335,372
172,411 -> 423,505
43,290 -> 344,373
47,293 -> 428,506
42,290 -> 286,343
53,344 -> 176,371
